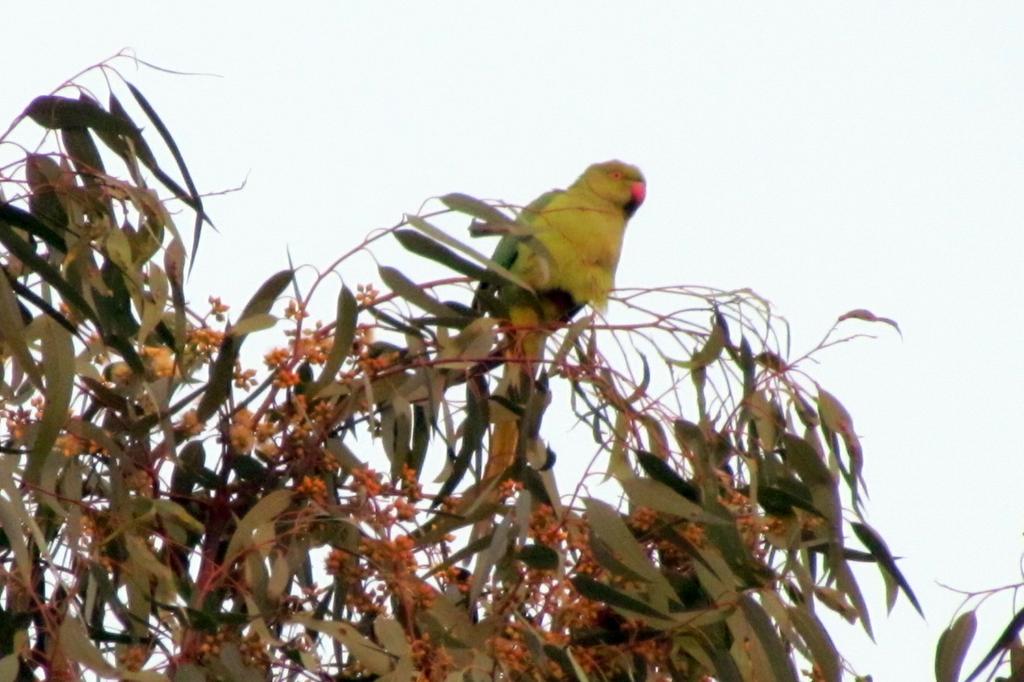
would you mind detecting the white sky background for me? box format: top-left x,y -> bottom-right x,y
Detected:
5,2 -> 1024,679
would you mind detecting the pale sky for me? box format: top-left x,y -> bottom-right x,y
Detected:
6,3 -> 1024,679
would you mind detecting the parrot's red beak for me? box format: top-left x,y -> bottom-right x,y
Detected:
631,181 -> 646,206
625,181 -> 646,217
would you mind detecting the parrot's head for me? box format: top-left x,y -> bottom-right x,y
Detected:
577,160 -> 646,218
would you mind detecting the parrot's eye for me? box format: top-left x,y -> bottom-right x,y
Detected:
609,170 -> 623,180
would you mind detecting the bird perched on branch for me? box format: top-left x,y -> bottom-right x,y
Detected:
481,160 -> 646,480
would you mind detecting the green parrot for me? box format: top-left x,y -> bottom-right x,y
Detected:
481,160 -> 646,480
484,159 -> 647,331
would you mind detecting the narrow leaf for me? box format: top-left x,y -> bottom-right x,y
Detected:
517,544 -> 559,571
223,490 -> 293,566
440,192 -> 513,225
29,319 -> 74,481
936,612 -> 977,682
619,478 -> 725,524
125,82 -> 210,268
788,605 -> 842,682
379,265 -> 461,318
0,270 -> 42,389
58,616 -> 118,675
570,575 -> 672,622
636,450 -> 699,502
966,606 -> 1024,682
24,95 -> 135,135
195,335 -> 239,422
738,594 -> 800,682
394,228 -> 489,281
0,195 -> 66,251
237,270 -> 293,324
0,497 -> 32,587
851,522 -> 923,616
403,217 -> 533,291
310,285 -> 357,398
228,312 -> 277,337
293,614 -> 393,675
837,308 -> 902,337
0,218 -> 99,329
781,434 -> 833,488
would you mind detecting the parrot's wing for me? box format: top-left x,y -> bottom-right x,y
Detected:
472,188 -> 565,314
518,189 -> 561,225
473,229 -> 521,316
489,189 -> 562,269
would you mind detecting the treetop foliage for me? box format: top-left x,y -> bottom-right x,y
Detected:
4,57 -> 1007,682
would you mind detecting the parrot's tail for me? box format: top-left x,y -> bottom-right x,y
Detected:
485,418 -> 518,481
482,324 -> 545,482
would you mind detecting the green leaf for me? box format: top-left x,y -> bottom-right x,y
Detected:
198,270 -> 291,420
25,95 -> 136,136
582,498 -> 680,610
28,319 -> 74,482
292,615 -> 394,674
564,649 -> 592,682
837,308 -> 902,337
0,201 -> 66,252
237,270 -> 293,325
61,125 -> 106,182
152,499 -> 204,535
0,270 -> 42,390
433,379 -> 487,506
164,236 -> 188,348
103,226 -> 134,272
746,390 -> 782,452
619,478 -> 725,525
311,285 -> 357,396
137,264 -> 170,344
570,575 -> 672,623
703,643 -> 744,682
395,228 -> 489,281
379,265 -> 461,318
440,192 -> 513,225
58,615 -> 118,676
517,544 -> 559,571
4,276 -> 77,339
781,434 -> 832,488
936,611 -> 976,682
788,605 -> 842,682
738,594 -> 800,682
583,498 -> 656,581
687,319 -> 726,370
64,418 -> 124,459
380,396 -> 412,473
965,606 -> 1024,682
673,419 -> 708,461
228,312 -> 277,337
758,483 -> 819,517
589,536 -> 650,584
0,218 -> 98,331
636,450 -> 699,502
373,617 -> 411,658
0,654 -> 19,682
817,385 -> 864,492
195,334 -> 239,422
223,490 -> 293,566
851,521 -> 922,616
403,217 -> 533,291
831,553 -> 873,638
125,82 -> 212,269
0,498 -> 32,587
24,153 -> 69,235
